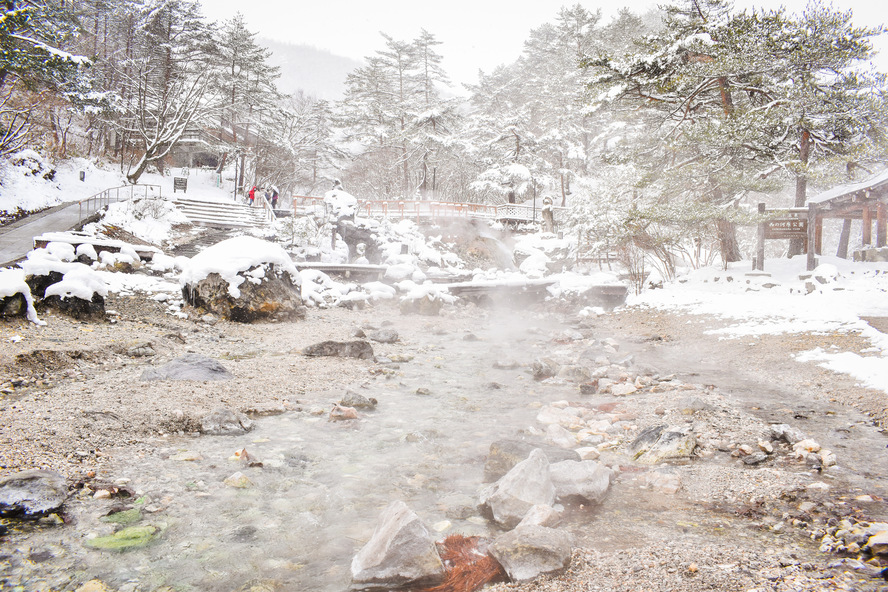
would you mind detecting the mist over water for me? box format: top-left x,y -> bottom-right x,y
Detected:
1,308 -> 579,591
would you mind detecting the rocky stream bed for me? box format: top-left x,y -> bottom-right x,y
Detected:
1,291 -> 888,592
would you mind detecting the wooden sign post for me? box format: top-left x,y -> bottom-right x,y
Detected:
754,203 -> 809,271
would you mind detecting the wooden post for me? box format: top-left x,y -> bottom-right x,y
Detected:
806,203 -> 817,271
862,206 -> 872,245
755,203 -> 765,271
877,203 -> 887,248
814,215 -> 823,255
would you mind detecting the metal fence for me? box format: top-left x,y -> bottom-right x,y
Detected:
77,184 -> 163,226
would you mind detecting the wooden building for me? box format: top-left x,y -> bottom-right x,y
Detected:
804,168 -> 888,269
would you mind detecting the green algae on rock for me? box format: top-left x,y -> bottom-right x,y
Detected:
85,525 -> 157,550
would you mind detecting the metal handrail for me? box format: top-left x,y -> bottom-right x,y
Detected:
77,184 -> 163,225
256,190 -> 276,225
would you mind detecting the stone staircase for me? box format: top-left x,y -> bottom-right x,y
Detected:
169,227 -> 239,258
172,197 -> 272,228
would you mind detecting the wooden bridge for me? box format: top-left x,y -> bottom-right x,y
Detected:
292,196 -> 569,225
295,262 -> 387,280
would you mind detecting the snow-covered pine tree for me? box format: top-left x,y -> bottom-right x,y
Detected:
465,5 -> 606,208
213,11 -> 282,190
721,4 -> 887,255
0,0 -> 91,155
336,31 -> 459,201
582,0 -> 886,263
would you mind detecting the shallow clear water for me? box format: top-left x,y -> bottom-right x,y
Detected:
1,311 -> 587,591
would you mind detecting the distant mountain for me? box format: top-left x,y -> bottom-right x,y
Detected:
261,39 -> 362,100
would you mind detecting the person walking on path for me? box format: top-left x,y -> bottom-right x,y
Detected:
271,186 -> 279,210
248,186 -> 257,206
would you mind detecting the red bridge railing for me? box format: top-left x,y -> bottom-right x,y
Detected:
291,196 -> 563,223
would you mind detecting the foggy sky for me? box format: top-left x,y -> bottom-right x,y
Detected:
202,0 -> 888,87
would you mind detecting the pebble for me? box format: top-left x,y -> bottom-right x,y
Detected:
432,520 -> 452,532
170,451 -> 203,462
223,472 -> 252,488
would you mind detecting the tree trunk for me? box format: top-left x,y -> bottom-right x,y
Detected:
420,152 -> 428,200
709,181 -> 742,263
127,154 -> 150,184
837,218 -> 852,258
789,129 -> 811,256
716,219 -> 742,264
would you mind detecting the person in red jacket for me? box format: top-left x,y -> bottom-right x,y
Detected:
248,186 -> 257,206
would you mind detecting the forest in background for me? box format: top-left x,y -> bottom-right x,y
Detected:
1,0 -> 886,268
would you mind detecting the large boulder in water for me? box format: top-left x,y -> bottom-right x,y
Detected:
489,525 -> 572,582
0,470 -> 68,516
630,425 -> 697,464
180,236 -> 305,323
479,449 -> 556,529
484,439 -> 580,482
350,500 -> 445,590
549,460 -> 613,504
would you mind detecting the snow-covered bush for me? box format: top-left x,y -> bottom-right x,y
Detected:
300,268 -> 354,308
92,197 -> 188,244
9,150 -> 55,180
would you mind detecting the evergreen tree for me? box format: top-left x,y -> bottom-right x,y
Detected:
466,4 -> 602,206
211,12 -> 282,190
0,0 -> 92,154
336,31 -> 459,200
582,0 -> 887,262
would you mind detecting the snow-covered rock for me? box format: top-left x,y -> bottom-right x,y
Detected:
0,269 -> 43,324
180,236 -> 304,322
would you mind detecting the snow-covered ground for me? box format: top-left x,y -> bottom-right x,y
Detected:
0,152 -> 126,215
633,257 -> 888,393
0,151 -> 237,216
2,154 -> 888,396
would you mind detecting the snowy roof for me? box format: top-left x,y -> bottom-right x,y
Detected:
808,168 -> 888,205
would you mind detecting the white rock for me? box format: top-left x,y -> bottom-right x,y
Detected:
546,424 -> 577,449
610,383 -> 638,396
575,447 -> 601,461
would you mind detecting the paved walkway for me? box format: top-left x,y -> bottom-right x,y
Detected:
0,202 -> 87,268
